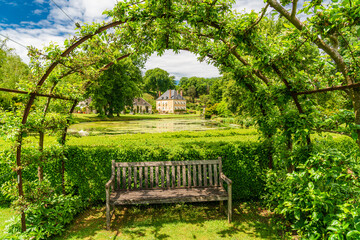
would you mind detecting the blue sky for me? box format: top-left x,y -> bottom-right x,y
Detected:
0,0 -> 49,26
0,0 -> 266,79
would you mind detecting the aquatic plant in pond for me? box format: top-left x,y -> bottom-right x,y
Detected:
68,118 -> 240,135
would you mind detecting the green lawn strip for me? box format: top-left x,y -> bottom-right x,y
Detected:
54,202 -> 281,240
73,113 -> 200,123
0,129 -> 259,150
0,204 -> 15,238
66,129 -> 259,147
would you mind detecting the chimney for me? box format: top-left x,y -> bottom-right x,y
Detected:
158,91 -> 161,97
180,90 -> 183,97
169,89 -> 171,99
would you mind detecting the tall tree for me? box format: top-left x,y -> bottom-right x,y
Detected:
0,41 -> 29,110
143,68 -> 175,95
87,59 -> 143,117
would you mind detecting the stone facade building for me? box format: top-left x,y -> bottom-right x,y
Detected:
156,89 -> 186,114
132,97 -> 152,114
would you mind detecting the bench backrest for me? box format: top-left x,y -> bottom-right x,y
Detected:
111,158 -> 223,190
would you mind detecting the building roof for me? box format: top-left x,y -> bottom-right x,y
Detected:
156,90 -> 186,101
133,97 -> 152,107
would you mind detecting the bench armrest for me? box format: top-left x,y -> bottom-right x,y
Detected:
105,175 -> 115,189
220,173 -> 232,185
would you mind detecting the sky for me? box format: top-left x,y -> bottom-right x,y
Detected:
0,0 -> 267,80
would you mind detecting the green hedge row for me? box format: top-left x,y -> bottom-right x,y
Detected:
1,135 -> 357,204
0,141 -> 270,203
64,142 -> 269,201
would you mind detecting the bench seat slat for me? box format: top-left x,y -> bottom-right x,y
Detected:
110,187 -> 228,205
161,166 -> 165,188
177,166 -> 181,187
187,165 -> 191,188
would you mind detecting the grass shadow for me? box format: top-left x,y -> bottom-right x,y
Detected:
55,201 -> 283,240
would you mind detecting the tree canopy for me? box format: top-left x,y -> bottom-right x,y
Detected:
143,68 -> 176,95
86,59 -> 143,117
0,41 -> 30,110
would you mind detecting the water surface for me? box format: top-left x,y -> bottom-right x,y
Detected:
69,118 -> 239,135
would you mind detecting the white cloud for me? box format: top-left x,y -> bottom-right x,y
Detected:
1,0 -> 265,78
33,9 -> 45,15
34,0 -> 45,4
144,50 -> 221,79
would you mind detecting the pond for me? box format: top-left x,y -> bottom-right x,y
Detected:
68,118 -> 240,135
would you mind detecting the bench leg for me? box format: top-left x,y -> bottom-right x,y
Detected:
227,184 -> 232,223
227,199 -> 232,223
219,201 -> 223,212
106,201 -> 110,230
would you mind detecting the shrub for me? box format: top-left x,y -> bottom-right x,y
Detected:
64,141 -> 269,201
263,150 -> 360,239
4,194 -> 88,239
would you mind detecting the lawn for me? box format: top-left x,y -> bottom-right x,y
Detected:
54,202 -> 283,240
0,204 -> 15,239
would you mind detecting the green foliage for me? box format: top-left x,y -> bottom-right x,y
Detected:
143,68 -> 175,95
264,150 -> 360,239
4,194 -> 88,240
86,58 -> 143,117
0,40 -> 30,110
64,140 -> 268,201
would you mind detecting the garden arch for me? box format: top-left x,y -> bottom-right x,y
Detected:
2,0 -> 359,232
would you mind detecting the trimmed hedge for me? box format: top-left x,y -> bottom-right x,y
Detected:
64,141 -> 269,201
0,141 -> 270,203
1,134 -> 357,204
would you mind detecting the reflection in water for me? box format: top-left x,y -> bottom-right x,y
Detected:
69,118 -> 238,135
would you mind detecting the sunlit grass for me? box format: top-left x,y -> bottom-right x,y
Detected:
54,202 -> 282,240
0,204 -> 15,239
0,128 -> 259,150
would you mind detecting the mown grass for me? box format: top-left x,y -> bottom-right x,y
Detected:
0,204 -> 15,239
0,128 -> 259,151
54,202 -> 282,240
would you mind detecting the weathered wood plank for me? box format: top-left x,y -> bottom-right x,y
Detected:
187,165 -> 191,188
139,167 -> 143,189
161,166 -> 165,188
209,164 -> 213,186
110,187 -> 229,205
182,165 -> 186,187
218,157 -> 222,187
214,164 -> 218,186
144,166 -> 148,189
193,164 -> 197,186
155,166 -> 159,188
166,166 -> 170,188
150,166 -> 154,188
117,167 -> 120,190
122,167 -> 126,189
171,166 -> 175,188
115,160 -> 221,167
134,166 -> 137,190
128,167 -> 132,190
203,164 -> 207,187
198,165 -> 202,187
177,166 -> 181,187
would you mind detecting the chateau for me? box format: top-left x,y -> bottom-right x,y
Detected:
156,89 -> 186,114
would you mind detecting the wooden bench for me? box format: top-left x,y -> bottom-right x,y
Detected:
105,157 -> 232,229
